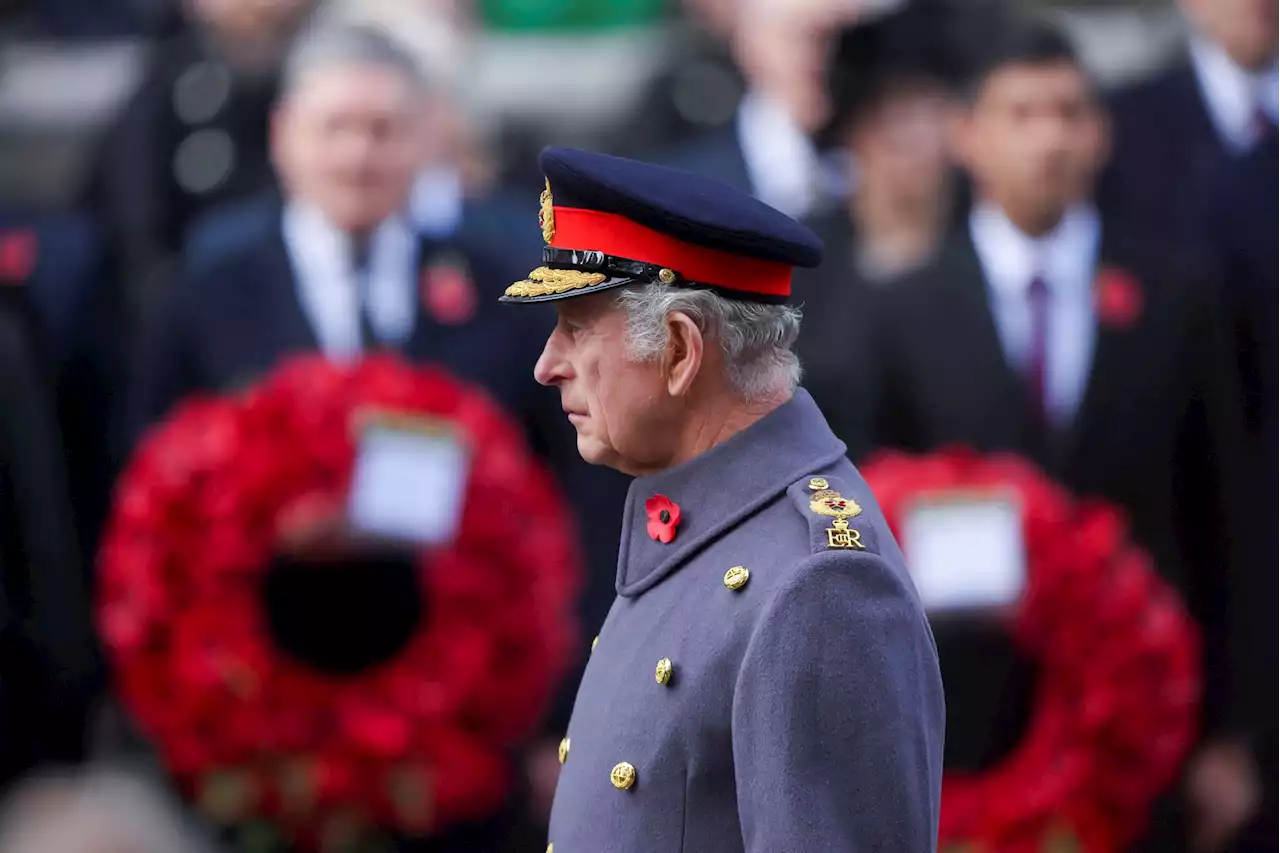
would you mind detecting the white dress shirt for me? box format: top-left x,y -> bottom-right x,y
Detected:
970,203 -> 1101,427
281,202 -> 418,362
409,167 -> 464,238
1189,36 -> 1280,152
735,90 -> 820,219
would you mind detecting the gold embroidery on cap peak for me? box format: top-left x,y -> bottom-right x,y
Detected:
505,266 -> 609,299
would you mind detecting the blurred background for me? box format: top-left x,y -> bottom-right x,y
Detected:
0,0 -> 1274,851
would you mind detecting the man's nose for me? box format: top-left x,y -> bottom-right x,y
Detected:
533,333 -> 567,387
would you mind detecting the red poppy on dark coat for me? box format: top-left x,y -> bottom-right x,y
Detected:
0,228 -> 37,284
645,494 -> 681,543
421,257 -> 477,325
1093,266 -> 1143,329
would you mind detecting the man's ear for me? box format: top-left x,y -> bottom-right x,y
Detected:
663,311 -> 704,397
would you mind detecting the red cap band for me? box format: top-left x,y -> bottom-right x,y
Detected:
551,207 -> 792,298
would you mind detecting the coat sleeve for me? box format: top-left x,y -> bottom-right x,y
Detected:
732,551 -> 945,852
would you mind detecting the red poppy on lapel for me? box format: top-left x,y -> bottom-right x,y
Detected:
0,228 -> 37,285
421,255 -> 477,325
644,494 -> 681,544
1094,266 -> 1143,329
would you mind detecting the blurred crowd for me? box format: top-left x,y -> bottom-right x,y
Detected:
0,0 -> 1274,851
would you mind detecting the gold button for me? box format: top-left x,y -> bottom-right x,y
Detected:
591,635 -> 598,652
655,658 -> 673,686
558,737 -> 570,764
808,477 -> 829,491
658,267 -> 677,284
610,761 -> 637,790
723,565 -> 750,590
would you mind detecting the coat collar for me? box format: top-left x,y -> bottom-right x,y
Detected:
615,389 -> 847,598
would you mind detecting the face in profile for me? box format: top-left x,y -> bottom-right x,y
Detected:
1180,0 -> 1278,70
271,63 -> 425,233
953,60 -> 1108,233
532,292 -> 680,475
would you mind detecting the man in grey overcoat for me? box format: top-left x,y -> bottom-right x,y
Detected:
502,146 -> 945,852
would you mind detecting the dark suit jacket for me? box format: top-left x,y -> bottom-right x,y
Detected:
865,223 -> 1258,768
1204,131 -> 1279,763
0,300 -> 99,789
1101,58 -> 1254,267
87,28 -> 281,300
0,211 -> 122,569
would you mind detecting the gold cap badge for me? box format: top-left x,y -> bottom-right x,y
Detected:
539,178 -> 555,244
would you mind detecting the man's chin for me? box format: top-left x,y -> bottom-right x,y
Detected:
575,434 -> 616,469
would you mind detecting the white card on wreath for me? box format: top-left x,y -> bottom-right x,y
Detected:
900,493 -> 1026,614
347,418 -> 470,545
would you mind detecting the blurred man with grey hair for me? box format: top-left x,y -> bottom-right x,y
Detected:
128,23 -> 549,434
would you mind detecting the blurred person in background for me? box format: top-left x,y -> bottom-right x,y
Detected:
1203,129 -> 1280,845
794,0 -> 971,458
1102,0 -> 1277,263
0,281 -> 100,794
87,0 -> 318,316
605,0 -> 746,161
123,23 -> 554,439
0,767 -> 220,853
657,0 -> 865,219
863,15 -> 1265,852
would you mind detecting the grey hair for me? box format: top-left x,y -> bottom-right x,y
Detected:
0,767 -> 218,853
615,284 -> 803,401
281,22 -> 430,100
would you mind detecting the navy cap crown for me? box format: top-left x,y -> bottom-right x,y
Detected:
540,147 -> 824,268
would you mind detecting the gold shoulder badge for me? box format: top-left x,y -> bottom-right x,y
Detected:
539,179 -> 555,244
810,490 -> 865,550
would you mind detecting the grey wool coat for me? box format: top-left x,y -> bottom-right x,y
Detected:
546,389 -> 945,852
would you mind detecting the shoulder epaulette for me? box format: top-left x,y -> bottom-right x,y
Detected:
787,475 -> 882,556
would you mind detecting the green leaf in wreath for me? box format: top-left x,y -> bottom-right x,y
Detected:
198,769 -> 260,824
1042,824 -> 1083,853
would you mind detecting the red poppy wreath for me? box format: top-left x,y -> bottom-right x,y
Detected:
862,449 -> 1201,853
98,355 -> 581,847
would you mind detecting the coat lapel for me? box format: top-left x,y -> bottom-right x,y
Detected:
1057,227 -> 1144,471
262,227 -> 321,354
